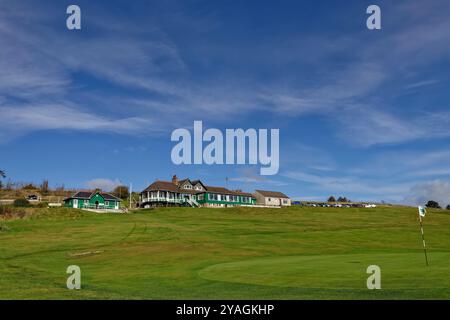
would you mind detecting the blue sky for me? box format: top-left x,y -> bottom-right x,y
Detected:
1,0 -> 450,205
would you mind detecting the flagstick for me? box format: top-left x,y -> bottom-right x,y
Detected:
418,213 -> 429,267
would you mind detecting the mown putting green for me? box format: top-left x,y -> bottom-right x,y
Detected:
0,205 -> 449,299
199,252 -> 450,290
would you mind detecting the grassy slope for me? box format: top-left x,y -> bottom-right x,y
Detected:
0,206 -> 449,299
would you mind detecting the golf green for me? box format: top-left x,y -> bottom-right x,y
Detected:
1,205 -> 449,299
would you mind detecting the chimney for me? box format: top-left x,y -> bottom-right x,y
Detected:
172,175 -> 178,185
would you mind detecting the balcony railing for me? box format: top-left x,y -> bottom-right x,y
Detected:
141,197 -> 186,204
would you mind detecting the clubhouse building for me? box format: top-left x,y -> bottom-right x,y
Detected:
64,191 -> 121,210
140,175 -> 256,208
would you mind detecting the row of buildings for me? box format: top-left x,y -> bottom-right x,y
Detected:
64,175 -> 291,210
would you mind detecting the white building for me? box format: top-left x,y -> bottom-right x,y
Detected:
254,190 -> 291,207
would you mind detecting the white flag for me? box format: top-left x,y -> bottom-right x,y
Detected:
418,206 -> 426,218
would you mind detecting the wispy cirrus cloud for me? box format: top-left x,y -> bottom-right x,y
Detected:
404,79 -> 439,90
0,104 -> 158,137
1,0 -> 450,149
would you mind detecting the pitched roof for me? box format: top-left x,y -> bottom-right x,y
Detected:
101,192 -> 121,201
204,185 -> 234,194
143,181 -> 180,192
178,178 -> 191,186
69,191 -> 121,201
255,190 -> 289,198
191,180 -> 206,188
73,191 -> 93,199
233,190 -> 254,197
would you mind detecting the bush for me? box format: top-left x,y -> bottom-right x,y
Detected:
36,202 -> 48,208
426,200 -> 441,209
13,198 -> 31,207
446,205 -> 450,210
0,205 -> 13,215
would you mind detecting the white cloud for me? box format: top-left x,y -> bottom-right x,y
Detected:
405,180 -> 450,207
282,171 -> 411,203
404,79 -> 439,90
229,168 -> 288,187
86,178 -> 122,192
1,0 -> 450,151
0,104 -> 161,143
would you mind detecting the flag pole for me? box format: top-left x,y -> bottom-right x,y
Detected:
418,212 -> 429,267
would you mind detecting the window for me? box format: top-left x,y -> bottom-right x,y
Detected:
241,197 -> 251,203
209,193 -> 218,201
282,199 -> 288,204
84,200 -> 89,205
105,201 -> 109,206
198,194 -> 204,200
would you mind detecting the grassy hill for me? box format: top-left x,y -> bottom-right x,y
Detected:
0,205 -> 449,299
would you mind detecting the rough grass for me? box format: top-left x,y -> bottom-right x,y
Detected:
0,206 -> 449,299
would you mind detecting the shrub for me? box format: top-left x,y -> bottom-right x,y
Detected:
426,200 -> 441,209
13,198 -> 31,207
0,205 -> 13,215
36,202 -> 48,208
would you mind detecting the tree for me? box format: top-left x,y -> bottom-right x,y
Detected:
446,205 -> 450,211
327,196 -> 336,202
337,196 -> 348,203
0,170 -> 4,190
5,179 -> 13,191
40,179 -> 49,195
426,200 -> 441,209
114,185 -> 130,199
22,183 -> 36,190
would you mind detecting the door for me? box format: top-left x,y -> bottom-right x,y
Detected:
73,199 -> 78,208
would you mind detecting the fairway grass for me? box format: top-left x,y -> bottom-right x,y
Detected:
0,206 -> 449,299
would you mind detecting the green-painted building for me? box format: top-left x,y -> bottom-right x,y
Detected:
140,176 -> 256,208
195,187 -> 256,207
64,191 -> 121,210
